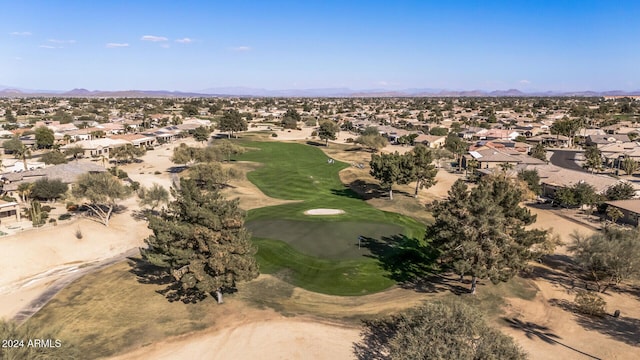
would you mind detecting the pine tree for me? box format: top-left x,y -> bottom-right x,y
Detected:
410,144 -> 438,197
141,178 -> 259,303
428,177 -> 548,294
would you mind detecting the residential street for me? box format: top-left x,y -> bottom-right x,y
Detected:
549,149 -> 586,172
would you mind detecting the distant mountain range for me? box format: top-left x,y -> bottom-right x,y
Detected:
1,85 -> 639,98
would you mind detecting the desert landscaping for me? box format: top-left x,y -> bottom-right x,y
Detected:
0,96 -> 639,360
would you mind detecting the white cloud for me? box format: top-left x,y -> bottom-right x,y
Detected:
378,81 -> 389,86
161,44 -> 170,49
106,43 -> 129,48
232,46 -> 251,52
141,35 -> 168,42
48,39 -> 76,44
519,79 -> 531,85
10,31 -> 31,36
39,45 -> 58,49
175,38 -> 194,44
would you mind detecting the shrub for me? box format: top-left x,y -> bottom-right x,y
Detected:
311,130 -> 318,137
154,170 -> 162,175
49,218 -> 57,226
575,290 -> 607,317
271,133 -> 278,137
129,181 -> 141,192
66,202 -> 78,211
59,213 -> 72,221
41,205 -> 54,213
346,138 -> 354,143
1,195 -> 17,202
75,228 -> 83,239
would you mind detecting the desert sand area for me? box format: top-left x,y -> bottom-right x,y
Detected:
111,318 -> 359,360
2,135 -> 639,360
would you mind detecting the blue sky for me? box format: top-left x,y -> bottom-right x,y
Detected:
1,0 -> 638,92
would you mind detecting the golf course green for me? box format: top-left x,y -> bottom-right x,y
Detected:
236,141 -> 425,295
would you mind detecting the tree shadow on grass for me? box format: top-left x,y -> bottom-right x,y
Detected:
340,179 -> 390,200
305,140 -> 327,147
549,298 -> 640,347
503,317 -> 603,359
128,257 -> 173,286
360,235 -> 467,294
127,257 -> 208,304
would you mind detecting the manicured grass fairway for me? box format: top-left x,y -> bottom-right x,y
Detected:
236,141 -> 424,295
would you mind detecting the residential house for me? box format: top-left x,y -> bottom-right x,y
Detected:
0,200 -> 21,222
586,134 -> 631,147
604,199 -> 640,226
1,162 -> 107,196
1,158 -> 46,172
60,138 -> 130,157
110,134 -> 156,148
414,134 -> 446,148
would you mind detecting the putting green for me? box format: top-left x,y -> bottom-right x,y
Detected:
246,220 -> 404,260
234,141 -> 427,295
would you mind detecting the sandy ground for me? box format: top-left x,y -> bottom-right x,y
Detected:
112,318 -> 359,360
304,208 -> 345,215
0,213 -> 150,320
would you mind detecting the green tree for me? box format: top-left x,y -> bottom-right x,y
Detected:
444,133 -> 467,170
17,182 -> 34,203
355,134 -> 388,152
171,143 -> 200,166
192,126 -> 212,143
284,108 -> 301,122
35,126 -> 55,149
211,140 -> 245,162
138,183 -> 170,211
354,300 -> 527,360
218,109 -> 247,138
140,178 -> 259,303
72,172 -> 131,226
606,206 -> 623,225
188,162 -> 240,191
429,177 -> 548,294
64,145 -> 85,161
621,156 -> 638,175
517,169 -> 542,196
369,152 -> 411,200
570,227 -> 640,293
605,182 -> 635,201
110,144 -> 146,169
182,103 -> 199,116
280,117 -> 298,129
4,107 -> 16,122
31,178 -> 68,201
317,120 -> 339,146
550,117 -> 581,147
529,143 -> 547,162
3,136 -> 31,170
583,146 -> 602,173
409,144 -> 437,197
41,151 -> 68,165
428,126 -> 448,136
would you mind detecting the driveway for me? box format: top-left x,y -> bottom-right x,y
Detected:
549,149 -> 586,172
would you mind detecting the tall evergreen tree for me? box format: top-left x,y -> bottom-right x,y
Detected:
141,178 -> 259,303
428,176 -> 548,293
409,144 -> 438,197
369,151 -> 413,200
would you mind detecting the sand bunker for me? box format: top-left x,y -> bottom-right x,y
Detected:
304,208 -> 345,215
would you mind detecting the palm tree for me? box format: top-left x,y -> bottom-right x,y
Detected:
17,182 -> 33,204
